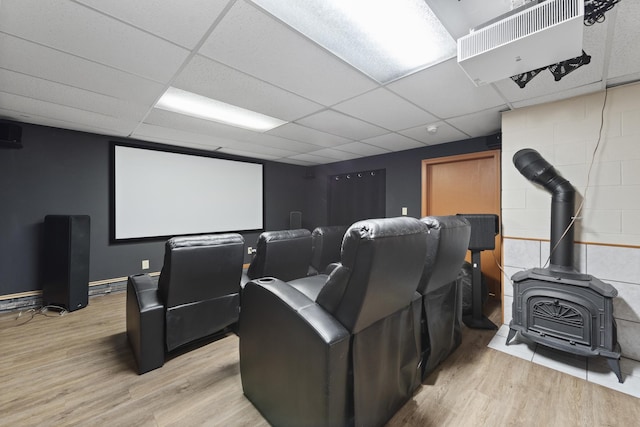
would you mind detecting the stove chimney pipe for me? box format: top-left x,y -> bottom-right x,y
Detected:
513,149 -> 575,271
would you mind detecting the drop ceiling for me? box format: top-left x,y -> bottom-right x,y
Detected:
1,0 -> 639,166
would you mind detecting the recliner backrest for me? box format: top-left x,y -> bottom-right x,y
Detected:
310,225 -> 348,273
316,217 -> 428,333
158,233 -> 245,309
417,216 -> 471,295
247,229 -> 312,282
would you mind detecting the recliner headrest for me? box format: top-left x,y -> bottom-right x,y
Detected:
310,225 -> 348,272
159,233 -> 245,308
168,233 -> 244,250
247,229 -> 312,281
418,216 -> 471,294
316,217 -> 428,333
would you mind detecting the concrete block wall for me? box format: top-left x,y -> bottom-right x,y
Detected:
501,82 -> 640,361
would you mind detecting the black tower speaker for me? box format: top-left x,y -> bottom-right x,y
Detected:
43,215 -> 91,311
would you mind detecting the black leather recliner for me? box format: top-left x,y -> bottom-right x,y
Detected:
418,216 -> 471,379
126,233 -> 244,374
309,225 -> 348,274
244,228 -> 313,285
240,217 -> 428,427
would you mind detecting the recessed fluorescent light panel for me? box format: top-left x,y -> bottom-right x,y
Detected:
155,87 -> 287,132
251,0 -> 457,83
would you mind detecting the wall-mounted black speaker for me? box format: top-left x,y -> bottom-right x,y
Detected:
289,211 -> 302,229
0,122 -> 23,149
43,215 -> 91,311
457,214 -> 499,251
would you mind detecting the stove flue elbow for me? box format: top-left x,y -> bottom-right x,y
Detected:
513,148 -> 574,199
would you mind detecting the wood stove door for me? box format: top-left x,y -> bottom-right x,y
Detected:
527,296 -> 592,346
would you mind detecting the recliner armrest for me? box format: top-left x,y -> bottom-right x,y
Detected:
240,278 -> 351,427
126,274 -> 165,374
130,273 -> 163,311
323,262 -> 340,275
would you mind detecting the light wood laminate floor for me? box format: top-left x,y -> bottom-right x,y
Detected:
1,292 -> 638,426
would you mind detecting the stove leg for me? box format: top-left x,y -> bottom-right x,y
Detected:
605,357 -> 624,383
506,327 -> 517,346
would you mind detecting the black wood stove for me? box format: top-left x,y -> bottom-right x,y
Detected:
506,149 -> 623,383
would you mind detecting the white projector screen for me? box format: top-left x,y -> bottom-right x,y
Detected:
113,144 -> 263,241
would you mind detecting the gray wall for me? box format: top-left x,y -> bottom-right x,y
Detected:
0,121 -> 497,296
305,136 -> 498,227
0,122 -> 308,295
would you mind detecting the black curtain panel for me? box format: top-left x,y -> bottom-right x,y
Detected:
328,169 -> 386,226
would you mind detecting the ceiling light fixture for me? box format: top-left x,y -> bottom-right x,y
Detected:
251,0 -> 457,84
155,87 -> 287,132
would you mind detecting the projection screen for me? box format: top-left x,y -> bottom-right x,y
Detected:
112,144 -> 263,241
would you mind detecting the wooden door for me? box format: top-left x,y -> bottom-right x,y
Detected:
421,150 -> 501,299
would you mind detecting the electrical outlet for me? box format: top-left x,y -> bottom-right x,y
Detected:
247,247 -> 253,255
401,207 -> 408,215
142,259 -> 149,270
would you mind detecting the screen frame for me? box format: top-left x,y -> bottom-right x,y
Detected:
109,141 -> 265,243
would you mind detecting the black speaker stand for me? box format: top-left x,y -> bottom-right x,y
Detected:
462,250 -> 498,330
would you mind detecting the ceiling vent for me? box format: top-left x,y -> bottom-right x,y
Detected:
457,0 -> 584,86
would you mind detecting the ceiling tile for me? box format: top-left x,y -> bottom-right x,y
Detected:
510,82 -> 603,109
0,91 -> 140,135
361,133 -> 425,151
332,142 -> 390,156
333,88 -> 437,131
0,107 -> 130,137
241,133 -> 322,154
278,157 -> 318,166
0,68 -> 150,121
198,0 -> 378,105
130,134 -> 223,154
0,0 -> 189,83
279,157 -> 317,166
493,21 -> 609,104
607,1 -> 640,80
608,72 -> 640,88
399,121 -> 469,144
144,109 -> 321,154
306,148 -> 362,161
286,152 -> 337,165
0,0 -> 637,166
173,55 -> 322,121
296,110 -> 387,140
145,110 -> 319,154
217,139 -> 297,158
0,34 -> 165,105
387,58 -> 506,119
131,123 -> 230,150
74,0 -> 229,49
266,123 -> 351,148
445,106 -> 505,137
144,108 -> 267,141
426,0 -> 513,39
217,148 -> 280,161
